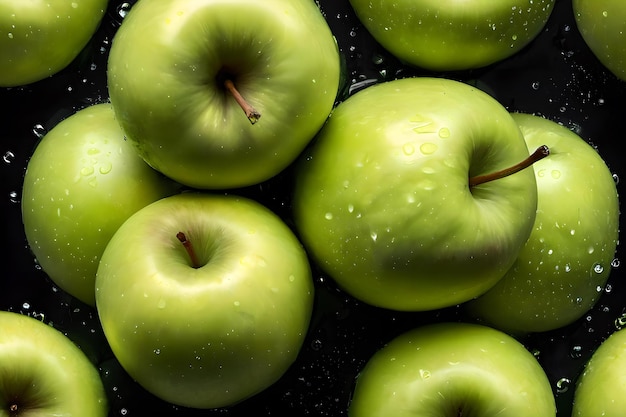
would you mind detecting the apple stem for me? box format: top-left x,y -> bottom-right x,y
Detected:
469,145 -> 550,187
224,79 -> 261,124
176,232 -> 201,268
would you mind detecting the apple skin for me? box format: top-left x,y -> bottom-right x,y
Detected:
465,113 -> 620,334
348,0 -> 555,71
292,77 -> 538,311
21,103 -> 179,306
95,192 -> 315,409
348,321 -> 556,417
573,0 -> 626,81
0,0 -> 107,87
572,327 -> 626,417
107,0 -> 341,189
0,310 -> 108,416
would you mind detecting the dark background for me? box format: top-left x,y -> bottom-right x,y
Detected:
1,0 -> 625,415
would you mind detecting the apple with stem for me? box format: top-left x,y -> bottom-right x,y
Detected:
0,310 -> 108,416
95,192 -> 315,409
573,0 -> 626,81
348,0 -> 555,72
0,0 -> 108,87
293,76 -> 546,311
107,0 -> 342,189
348,321 -> 556,417
571,326 -> 626,417
21,103 -> 179,306
464,113 -> 620,334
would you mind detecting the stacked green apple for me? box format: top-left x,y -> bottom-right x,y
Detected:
0,0 -> 108,86
8,0 -> 624,415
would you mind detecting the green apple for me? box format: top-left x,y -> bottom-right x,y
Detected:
348,0 -> 555,71
21,103 -> 179,306
0,0 -> 108,87
465,113 -> 620,334
573,0 -> 626,81
349,321 -> 556,417
107,0 -> 341,189
95,192 -> 315,409
0,310 -> 108,416
571,327 -> 626,417
293,76 -> 541,311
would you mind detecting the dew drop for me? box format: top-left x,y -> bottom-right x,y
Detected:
438,127 -> 450,138
593,263 -> 604,274
419,369 -> 431,380
3,151 -> 15,164
419,142 -> 438,155
402,143 -> 415,155
324,212 -> 333,220
556,377 -> 571,394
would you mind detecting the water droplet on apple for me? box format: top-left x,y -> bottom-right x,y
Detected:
419,369 -> 431,380
611,258 -> 620,268
153,348 -> 161,355
402,143 -> 415,155
438,127 -> 450,138
325,212 -> 333,220
612,173 -> 619,184
347,204 -> 354,213
615,313 -> 626,330
80,166 -> 94,176
99,162 -> 112,174
551,170 -> 561,179
157,299 -> 167,309
370,232 -> 378,242
593,263 -> 604,274
117,2 -> 132,19
288,275 -> 296,283
419,143 -> 438,155
570,345 -> 583,359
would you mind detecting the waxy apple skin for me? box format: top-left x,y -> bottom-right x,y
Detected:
0,311 -> 108,416
293,77 -> 538,311
21,103 -> 179,306
0,0 -> 107,87
348,322 -> 556,417
465,113 -> 620,334
348,0 -> 555,71
107,0 -> 341,189
573,0 -> 626,81
572,327 -> 626,417
95,192 -> 315,409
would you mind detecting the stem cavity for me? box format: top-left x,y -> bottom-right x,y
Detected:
223,79 -> 261,124
177,232 -> 200,268
469,145 -> 550,187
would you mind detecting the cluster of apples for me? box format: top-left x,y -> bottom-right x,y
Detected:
1,0 -> 624,416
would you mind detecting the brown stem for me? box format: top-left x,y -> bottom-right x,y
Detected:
224,79 -> 261,124
469,145 -> 550,187
176,232 -> 200,268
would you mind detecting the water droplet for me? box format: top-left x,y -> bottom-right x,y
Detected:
556,377 -> 571,393
611,258 -> 620,268
402,143 -> 415,155
117,2 -> 132,18
438,127 -> 450,138
3,151 -> 15,164
570,345 -> 583,359
615,313 -> 626,330
288,274 -> 295,282
419,143 -> 438,155
157,299 -> 167,309
593,263 -> 604,274
370,232 -> 378,242
551,170 -> 561,179
153,348 -> 161,355
419,369 -> 431,379
32,124 -> 46,138
324,212 -> 333,220
99,162 -> 112,174
80,166 -> 94,176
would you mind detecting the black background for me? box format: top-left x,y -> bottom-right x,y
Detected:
1,0 -> 625,415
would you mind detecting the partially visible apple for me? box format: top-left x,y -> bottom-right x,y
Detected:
107,0 -> 341,189
0,0 -> 108,87
21,103 -> 179,306
293,77 -> 541,311
348,321 -> 556,417
0,310 -> 108,416
571,327 -> 626,417
573,0 -> 626,81
465,113 -> 620,334
348,0 -> 555,71
95,192 -> 315,409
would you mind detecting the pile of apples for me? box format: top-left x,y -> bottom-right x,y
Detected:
1,0 -> 624,416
